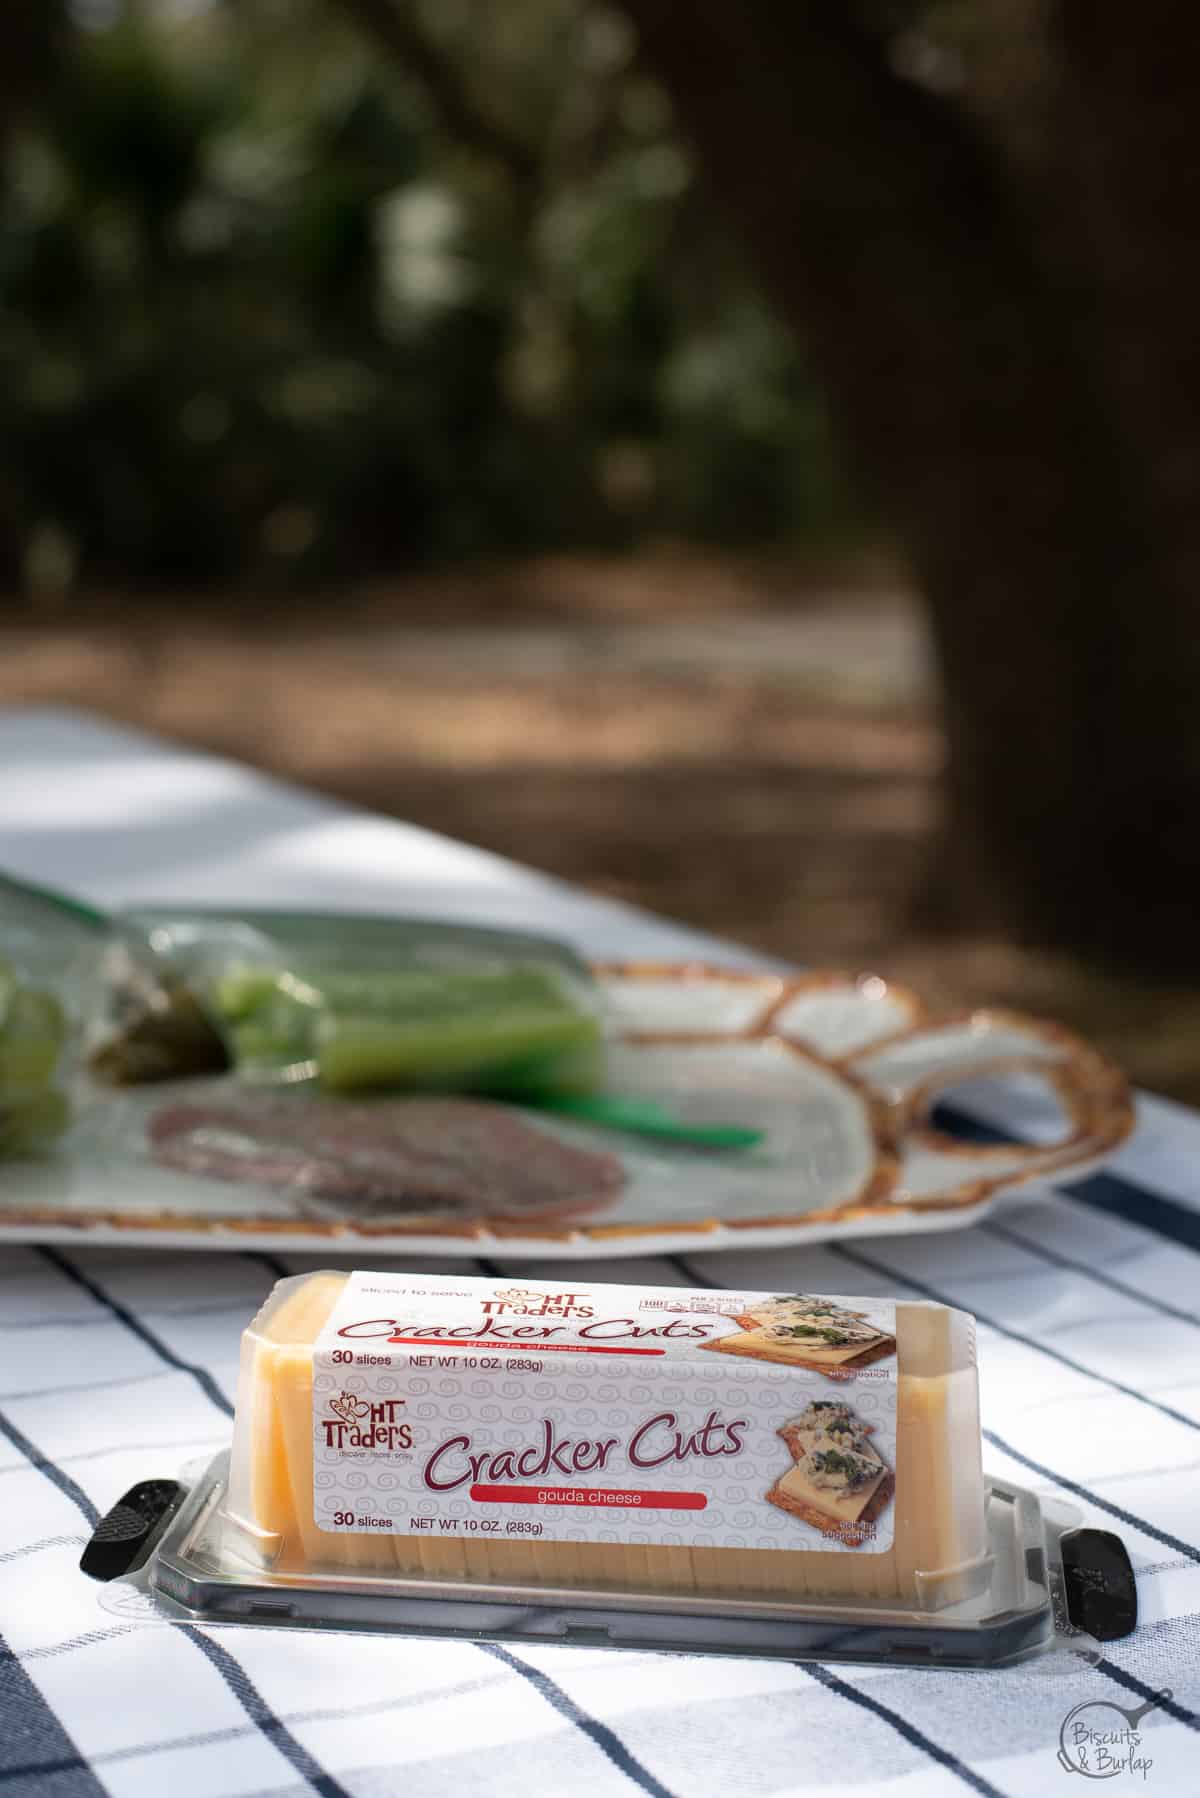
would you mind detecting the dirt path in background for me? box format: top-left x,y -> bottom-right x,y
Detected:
2,552 -> 1194,1101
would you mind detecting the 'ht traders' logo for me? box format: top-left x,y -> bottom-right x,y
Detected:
323,1392 -> 413,1451
1057,1690 -> 1170,1780
481,1287 -> 594,1319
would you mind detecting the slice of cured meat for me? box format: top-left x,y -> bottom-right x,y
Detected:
147,1094 -> 625,1224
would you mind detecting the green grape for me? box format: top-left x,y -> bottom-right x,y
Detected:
0,1086 -> 70,1154
0,988 -> 66,1093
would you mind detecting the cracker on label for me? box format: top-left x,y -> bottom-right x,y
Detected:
699,1329 -> 895,1375
765,1470 -> 896,1548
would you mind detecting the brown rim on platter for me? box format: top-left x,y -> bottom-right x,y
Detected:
843,1007 -> 1136,1194
756,970 -> 929,1047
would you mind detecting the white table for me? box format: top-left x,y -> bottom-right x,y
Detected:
2,707 -> 1198,1798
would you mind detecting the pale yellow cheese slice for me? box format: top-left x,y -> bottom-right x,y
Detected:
238,1273 -> 980,1605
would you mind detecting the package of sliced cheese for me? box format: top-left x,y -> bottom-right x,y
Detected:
84,1270 -> 1138,1668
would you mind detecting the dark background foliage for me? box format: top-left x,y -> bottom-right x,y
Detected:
0,1 -> 858,589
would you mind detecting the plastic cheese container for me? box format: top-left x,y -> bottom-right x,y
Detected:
85,1270 -> 1138,1668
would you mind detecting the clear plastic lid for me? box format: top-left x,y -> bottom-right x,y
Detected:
83,1270 -> 1139,1668
222,1270 -> 989,1612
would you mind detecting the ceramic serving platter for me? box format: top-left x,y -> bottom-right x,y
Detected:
0,965 -> 1133,1257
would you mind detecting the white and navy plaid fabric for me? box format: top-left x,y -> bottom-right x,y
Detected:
2,710 -> 1199,1796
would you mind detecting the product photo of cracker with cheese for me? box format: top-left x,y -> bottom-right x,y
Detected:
701,1292 -> 897,1373
768,1398 -> 895,1547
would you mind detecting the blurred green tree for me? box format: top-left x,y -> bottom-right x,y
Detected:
619,0 -> 1200,969
0,0 -> 857,589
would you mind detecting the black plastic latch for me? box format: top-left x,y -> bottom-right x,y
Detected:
1059,1527 -> 1138,1641
80,1479 -> 185,1582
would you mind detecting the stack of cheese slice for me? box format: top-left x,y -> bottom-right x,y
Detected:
233,1271 -> 984,1605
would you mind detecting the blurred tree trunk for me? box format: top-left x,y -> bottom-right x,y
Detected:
621,0 -> 1200,970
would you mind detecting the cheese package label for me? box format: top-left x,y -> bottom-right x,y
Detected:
311,1271 -> 898,1554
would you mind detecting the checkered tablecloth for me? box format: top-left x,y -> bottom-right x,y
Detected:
2,710 -> 1198,1798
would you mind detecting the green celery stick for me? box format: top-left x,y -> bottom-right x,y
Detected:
211,968 -> 288,1021
214,965 -> 564,1023
212,962 -> 603,1094
300,966 -> 571,1016
315,1004 -> 602,1093
229,997 -> 317,1073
